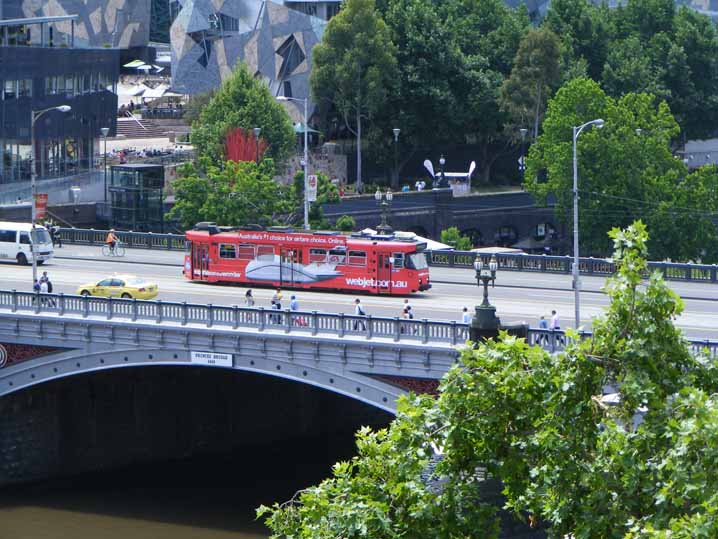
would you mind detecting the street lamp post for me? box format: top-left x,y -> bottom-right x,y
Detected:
30,105 -> 71,287
277,96 -> 310,229
572,118 -> 604,329
439,154 -> 446,188
470,254 -> 500,340
374,188 -> 393,234
100,127 -> 110,204
519,128 -> 528,182
392,128 -> 400,188
253,127 -> 261,163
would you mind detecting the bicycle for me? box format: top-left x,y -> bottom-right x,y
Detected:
102,241 -> 126,257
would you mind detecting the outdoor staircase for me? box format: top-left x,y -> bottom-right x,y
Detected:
114,118 -> 169,139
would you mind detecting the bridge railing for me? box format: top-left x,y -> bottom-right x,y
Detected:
54,227 -> 718,282
2,291 -> 718,357
0,290 -> 470,346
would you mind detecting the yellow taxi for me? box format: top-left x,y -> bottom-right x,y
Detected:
76,274 -> 159,300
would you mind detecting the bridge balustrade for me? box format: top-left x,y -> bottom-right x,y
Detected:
3,291 -> 718,357
1,291 -> 470,346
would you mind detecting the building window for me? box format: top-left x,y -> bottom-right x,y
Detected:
3,80 -> 15,100
276,35 -> 306,78
18,79 -> 32,98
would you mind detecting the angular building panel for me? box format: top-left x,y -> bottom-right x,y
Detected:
170,0 -> 325,115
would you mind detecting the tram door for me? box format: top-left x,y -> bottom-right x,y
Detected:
377,254 -> 392,294
192,243 -> 210,280
280,249 -> 301,286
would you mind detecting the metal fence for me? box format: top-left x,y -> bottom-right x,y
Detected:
54,227 -> 718,283
3,291 -> 718,357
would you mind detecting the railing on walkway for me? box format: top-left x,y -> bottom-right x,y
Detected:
2,291 -> 718,357
0,290 -> 469,346
54,227 -> 718,283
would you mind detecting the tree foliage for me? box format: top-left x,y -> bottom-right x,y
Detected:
258,222 -> 718,539
190,63 -> 295,166
167,159 -> 294,229
440,226 -> 473,250
335,215 -> 356,232
523,77 -> 718,260
310,0 -> 398,190
500,27 -> 562,139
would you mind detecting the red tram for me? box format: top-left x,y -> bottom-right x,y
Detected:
183,223 -> 431,294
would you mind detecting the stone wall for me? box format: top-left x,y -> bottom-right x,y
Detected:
0,366 -> 391,486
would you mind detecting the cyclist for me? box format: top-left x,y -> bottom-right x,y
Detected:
106,229 -> 118,254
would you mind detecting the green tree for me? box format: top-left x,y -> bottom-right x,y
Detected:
446,0 -> 529,184
311,0 -> 398,192
259,222 -> 718,539
182,90 -> 215,124
167,159 -> 294,229
500,27 -> 562,139
190,63 -> 295,165
524,77 -> 691,257
440,226 -> 473,250
335,215 -> 356,232
544,0 -> 614,81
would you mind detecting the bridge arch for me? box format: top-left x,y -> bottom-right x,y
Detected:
0,347 -> 408,414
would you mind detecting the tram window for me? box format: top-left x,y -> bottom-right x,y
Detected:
185,241 -> 191,254
348,250 -> 367,266
407,252 -> 428,270
392,252 -> 404,268
257,245 -> 275,261
219,244 -> 237,258
309,248 -> 326,263
328,247 -> 346,264
238,244 -> 255,259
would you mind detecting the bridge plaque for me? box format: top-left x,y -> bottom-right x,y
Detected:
190,351 -> 233,367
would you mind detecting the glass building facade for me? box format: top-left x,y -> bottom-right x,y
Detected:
110,164 -> 165,232
0,16 -> 119,186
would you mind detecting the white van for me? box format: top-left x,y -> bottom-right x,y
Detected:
0,221 -> 54,265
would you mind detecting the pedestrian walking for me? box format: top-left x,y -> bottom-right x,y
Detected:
289,295 -> 306,326
39,279 -> 50,306
538,315 -> 549,346
245,289 -> 255,307
353,298 -> 367,331
272,288 -> 283,308
270,299 -> 281,324
462,306 -> 472,324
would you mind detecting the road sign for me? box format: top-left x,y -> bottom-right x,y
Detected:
307,174 -> 318,202
35,193 -> 48,220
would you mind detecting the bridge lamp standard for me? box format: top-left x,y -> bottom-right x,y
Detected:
572,118 -> 604,329
277,96 -> 310,230
470,254 -> 500,340
375,188 -> 393,235
30,105 -> 71,286
392,128 -> 400,188
519,128 -> 528,182
100,127 -> 110,204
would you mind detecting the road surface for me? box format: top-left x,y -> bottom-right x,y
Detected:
1,244 -> 716,340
